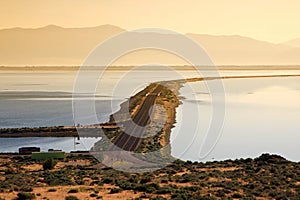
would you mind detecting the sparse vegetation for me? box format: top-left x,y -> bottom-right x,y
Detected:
0,153 -> 299,199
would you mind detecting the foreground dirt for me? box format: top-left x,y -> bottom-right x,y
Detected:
0,185 -> 141,200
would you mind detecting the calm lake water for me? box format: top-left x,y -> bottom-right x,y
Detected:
0,137 -> 99,153
1,68 -> 300,160
172,76 -> 300,162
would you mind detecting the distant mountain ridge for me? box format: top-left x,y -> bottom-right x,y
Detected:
0,24 -> 300,65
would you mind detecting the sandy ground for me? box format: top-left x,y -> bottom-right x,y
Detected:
0,185 -> 142,200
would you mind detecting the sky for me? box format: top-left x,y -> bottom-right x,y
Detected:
0,0 -> 300,43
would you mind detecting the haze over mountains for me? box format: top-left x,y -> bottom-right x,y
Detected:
283,38 -> 300,48
1,24 -> 300,66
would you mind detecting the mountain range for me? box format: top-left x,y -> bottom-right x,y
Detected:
1,24 -> 300,66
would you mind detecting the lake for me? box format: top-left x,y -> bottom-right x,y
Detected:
172,76 -> 300,162
0,137 -> 99,153
1,68 -> 300,161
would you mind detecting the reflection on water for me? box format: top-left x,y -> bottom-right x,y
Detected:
171,77 -> 300,162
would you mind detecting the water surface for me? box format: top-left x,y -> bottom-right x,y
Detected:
171,76 -> 300,162
0,137 -> 99,153
1,68 -> 300,161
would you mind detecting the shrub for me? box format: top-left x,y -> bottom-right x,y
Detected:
232,193 -> 243,198
43,159 -> 57,170
155,186 -> 172,194
140,177 -> 152,184
20,186 -> 33,192
43,171 -> 73,186
150,196 -> 167,200
16,192 -> 35,200
48,188 -> 57,192
102,177 -> 114,184
110,188 -> 123,194
116,180 -> 135,190
184,186 -> 201,192
135,183 -> 160,193
215,189 -> 226,197
90,193 -> 97,197
171,192 -> 193,200
65,196 -> 79,200
68,188 -> 79,193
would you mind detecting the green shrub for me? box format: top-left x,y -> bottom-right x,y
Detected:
43,159 -> 57,170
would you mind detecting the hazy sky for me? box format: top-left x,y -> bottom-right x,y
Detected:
1,0 -> 300,43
